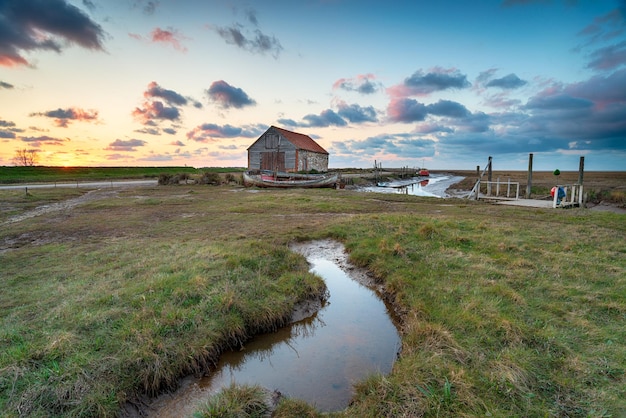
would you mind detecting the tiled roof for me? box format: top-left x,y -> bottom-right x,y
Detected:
271,126 -> 328,154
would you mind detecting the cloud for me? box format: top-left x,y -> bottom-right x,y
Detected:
133,0 -> 159,15
336,102 -> 378,123
144,81 -> 188,105
366,66 -> 626,164
150,27 -> 187,52
302,109 -> 347,127
135,127 -> 160,135
449,111 -> 492,133
0,119 -> 24,139
332,133 -> 436,160
333,74 -> 381,94
186,123 -> 266,142
413,123 -> 454,134
486,73 -> 528,89
206,80 -> 256,109
169,140 -> 185,146
129,28 -> 189,52
82,0 -> 96,12
139,153 -> 176,162
525,94 -> 594,111
132,101 -> 180,124
279,101 -> 379,128
244,8 -> 258,26
577,7 -> 624,44
133,82 -> 200,125
105,138 -> 147,151
0,0 -> 105,67
586,41 -> 626,71
387,97 -> 489,132
213,23 -> 283,58
276,118 -> 298,128
564,68 -> 626,105
0,119 -> 16,128
162,128 -> 177,135
426,100 -> 471,118
483,92 -> 523,109
1,81 -> 14,89
576,6 -> 626,71
30,107 -> 99,127
387,98 -> 428,122
388,68 -> 471,97
20,135 -> 69,146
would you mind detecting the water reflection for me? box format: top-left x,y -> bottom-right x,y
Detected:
143,240 -> 400,416
363,173 -> 465,198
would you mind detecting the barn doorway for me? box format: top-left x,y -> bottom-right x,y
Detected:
261,152 -> 285,172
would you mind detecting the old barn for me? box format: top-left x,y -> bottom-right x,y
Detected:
247,126 -> 329,173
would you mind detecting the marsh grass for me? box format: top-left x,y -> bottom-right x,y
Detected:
192,384 -> 271,418
0,166 -> 245,184
332,211 -> 625,416
1,185 -> 624,417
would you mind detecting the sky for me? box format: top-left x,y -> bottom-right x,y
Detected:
1,0 -> 625,171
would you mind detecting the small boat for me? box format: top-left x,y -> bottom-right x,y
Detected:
418,168 -> 430,177
243,170 -> 339,188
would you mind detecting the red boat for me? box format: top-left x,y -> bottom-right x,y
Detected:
418,168 -> 430,177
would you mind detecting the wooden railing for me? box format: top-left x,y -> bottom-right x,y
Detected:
473,179 -> 521,200
552,184 -> 584,208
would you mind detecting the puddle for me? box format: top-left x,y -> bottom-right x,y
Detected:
137,240 -> 401,416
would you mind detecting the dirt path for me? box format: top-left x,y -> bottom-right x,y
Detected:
1,188 -> 119,226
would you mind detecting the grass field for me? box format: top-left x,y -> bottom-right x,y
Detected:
0,166 -> 245,184
1,178 -> 625,417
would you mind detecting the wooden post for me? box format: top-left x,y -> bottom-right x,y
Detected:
526,153 -> 533,199
578,156 -> 585,185
487,156 -> 492,195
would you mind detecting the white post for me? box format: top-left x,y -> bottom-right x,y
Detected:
553,186 -> 559,208
496,177 -> 500,196
579,185 -> 584,206
507,178 -> 511,198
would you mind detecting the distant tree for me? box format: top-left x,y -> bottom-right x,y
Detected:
12,149 -> 40,166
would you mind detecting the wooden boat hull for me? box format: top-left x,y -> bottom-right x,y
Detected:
243,171 -> 339,188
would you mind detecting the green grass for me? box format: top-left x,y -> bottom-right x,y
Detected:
333,212 -> 625,417
193,384 -> 272,418
1,185 -> 624,417
0,166 -> 245,184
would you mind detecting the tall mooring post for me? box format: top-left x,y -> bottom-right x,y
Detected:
526,153 -> 533,199
578,156 -> 585,185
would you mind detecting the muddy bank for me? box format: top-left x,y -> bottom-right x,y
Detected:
290,239 -> 407,322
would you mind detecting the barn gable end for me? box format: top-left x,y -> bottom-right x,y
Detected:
247,126 -> 329,172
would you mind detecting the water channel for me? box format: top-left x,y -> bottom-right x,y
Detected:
363,173 -> 466,198
140,240 -> 401,416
